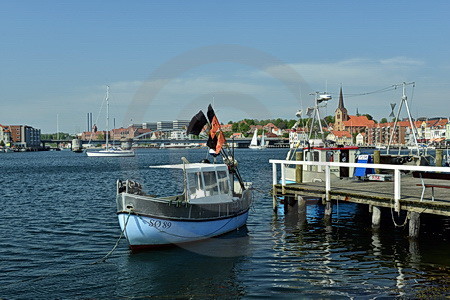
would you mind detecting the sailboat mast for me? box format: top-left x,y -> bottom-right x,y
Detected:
106,85 -> 109,150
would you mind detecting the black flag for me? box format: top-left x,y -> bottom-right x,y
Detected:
186,111 -> 207,135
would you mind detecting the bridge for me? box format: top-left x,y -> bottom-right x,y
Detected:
41,137 -> 290,148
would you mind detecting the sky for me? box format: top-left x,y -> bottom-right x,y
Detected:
1,1 -> 450,133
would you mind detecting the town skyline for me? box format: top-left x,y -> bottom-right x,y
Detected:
2,2 -> 450,133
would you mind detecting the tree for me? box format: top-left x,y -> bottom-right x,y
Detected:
363,114 -> 373,121
380,118 -> 388,124
324,115 -> 335,125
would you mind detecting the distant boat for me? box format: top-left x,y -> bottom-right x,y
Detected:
86,86 -> 135,157
249,129 -> 267,149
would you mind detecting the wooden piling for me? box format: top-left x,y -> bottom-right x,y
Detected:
324,200 -> 332,225
297,195 -> 306,227
408,212 -> 420,239
371,206 -> 381,230
373,150 -> 380,174
436,149 -> 443,167
272,193 -> 278,213
295,151 -> 303,183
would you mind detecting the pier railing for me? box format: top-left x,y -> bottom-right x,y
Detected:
269,159 -> 450,212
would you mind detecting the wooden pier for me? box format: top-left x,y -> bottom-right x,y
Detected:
270,159 -> 450,238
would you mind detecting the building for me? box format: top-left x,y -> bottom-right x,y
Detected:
170,130 -> 187,140
355,132 -> 366,146
0,125 -> 12,147
142,122 -> 157,130
172,120 -> 190,131
157,121 -> 173,131
326,130 -> 352,145
334,87 -> 349,131
9,125 -> 41,149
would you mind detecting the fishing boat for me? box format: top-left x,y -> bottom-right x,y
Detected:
86,86 -> 135,157
248,129 -> 266,149
116,104 -> 253,249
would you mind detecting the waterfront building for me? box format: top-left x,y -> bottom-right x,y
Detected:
326,130 -> 352,145
170,130 -> 187,140
172,120 -> 189,131
355,132 -> 366,146
157,121 -> 173,131
0,125 -> 12,147
9,125 -> 41,150
142,122 -> 157,130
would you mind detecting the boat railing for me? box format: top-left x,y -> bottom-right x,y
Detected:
269,159 -> 450,212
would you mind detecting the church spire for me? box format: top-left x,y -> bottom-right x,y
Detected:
338,85 -> 345,109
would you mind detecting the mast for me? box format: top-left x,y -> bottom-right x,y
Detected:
106,85 -> 109,151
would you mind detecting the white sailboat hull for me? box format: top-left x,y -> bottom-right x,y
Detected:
118,211 -> 249,248
86,149 -> 135,157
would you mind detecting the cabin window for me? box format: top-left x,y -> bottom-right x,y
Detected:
217,171 -> 230,195
187,172 -> 204,199
203,171 -> 219,196
313,151 -> 320,162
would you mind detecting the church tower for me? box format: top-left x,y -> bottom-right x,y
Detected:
334,86 -> 349,131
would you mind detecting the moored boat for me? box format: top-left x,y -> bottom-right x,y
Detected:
116,104 -> 252,249
116,163 -> 252,249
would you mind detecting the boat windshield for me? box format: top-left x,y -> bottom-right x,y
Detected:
203,171 -> 219,196
217,170 -> 230,194
187,169 -> 230,199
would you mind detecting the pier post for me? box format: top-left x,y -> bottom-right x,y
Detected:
435,149 -> 443,167
325,165 -> 331,201
324,199 -> 332,225
373,150 -> 381,174
281,163 -> 286,195
272,163 -> 278,212
394,169 -> 401,213
408,212 -> 420,239
297,195 -> 307,227
371,206 -> 381,230
295,151 -> 303,183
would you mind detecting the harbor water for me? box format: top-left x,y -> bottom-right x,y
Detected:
0,148 -> 449,298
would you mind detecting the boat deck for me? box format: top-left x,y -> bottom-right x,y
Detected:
273,175 -> 450,216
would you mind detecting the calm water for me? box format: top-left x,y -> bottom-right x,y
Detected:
0,148 -> 449,299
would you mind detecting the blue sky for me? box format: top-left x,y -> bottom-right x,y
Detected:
1,1 -> 450,133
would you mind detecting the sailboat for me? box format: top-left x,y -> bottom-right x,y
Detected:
86,86 -> 135,157
248,129 -> 267,149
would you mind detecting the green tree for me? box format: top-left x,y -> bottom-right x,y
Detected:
380,118 -> 388,124
363,114 -> 373,121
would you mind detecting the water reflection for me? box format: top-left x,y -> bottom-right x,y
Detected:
120,231 -> 250,298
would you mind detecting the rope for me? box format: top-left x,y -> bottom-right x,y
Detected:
92,211 -> 131,264
389,198 -> 408,228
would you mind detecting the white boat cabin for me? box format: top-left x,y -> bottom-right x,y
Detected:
151,163 -> 233,204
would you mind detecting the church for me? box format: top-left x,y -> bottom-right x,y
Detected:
332,86 -> 375,142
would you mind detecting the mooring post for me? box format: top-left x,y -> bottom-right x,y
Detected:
371,206 -> 381,230
325,165 -> 331,201
408,212 -> 420,239
373,150 -> 381,174
324,199 -> 332,225
435,149 -> 443,167
281,163 -> 286,195
394,168 -> 401,213
295,151 -> 303,183
297,195 -> 307,227
272,163 -> 278,213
